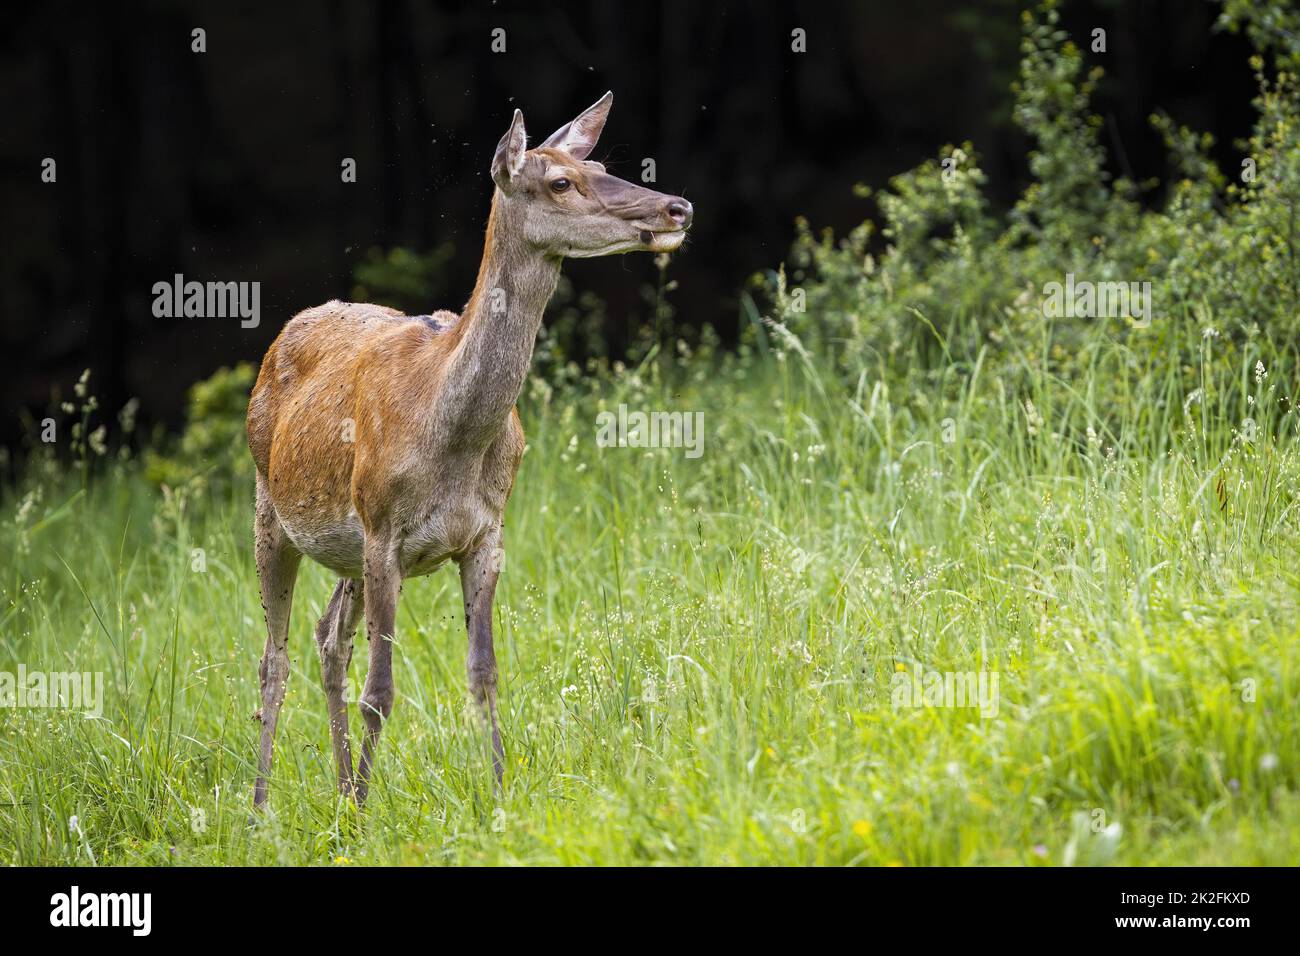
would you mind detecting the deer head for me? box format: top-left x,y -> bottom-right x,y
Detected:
489,92 -> 693,258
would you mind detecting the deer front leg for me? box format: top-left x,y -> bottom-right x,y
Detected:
355,537 -> 400,806
460,527 -> 505,785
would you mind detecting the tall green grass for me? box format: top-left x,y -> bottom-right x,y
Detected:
2,307 -> 1296,865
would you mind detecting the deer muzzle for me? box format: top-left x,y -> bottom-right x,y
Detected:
592,173 -> 694,240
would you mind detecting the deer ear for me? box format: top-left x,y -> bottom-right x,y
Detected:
539,91 -> 612,161
491,109 -> 527,189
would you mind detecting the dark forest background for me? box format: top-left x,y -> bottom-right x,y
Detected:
0,0 -> 1255,447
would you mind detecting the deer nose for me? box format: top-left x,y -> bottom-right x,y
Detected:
666,198 -> 693,228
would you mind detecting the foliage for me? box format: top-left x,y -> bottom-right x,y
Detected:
144,363 -> 257,509
767,0 -> 1300,418
350,244 -> 457,314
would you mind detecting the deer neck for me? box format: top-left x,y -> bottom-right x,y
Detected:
437,193 -> 560,447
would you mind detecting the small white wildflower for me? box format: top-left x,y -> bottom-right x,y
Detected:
1024,399 -> 1044,436
118,397 -> 140,433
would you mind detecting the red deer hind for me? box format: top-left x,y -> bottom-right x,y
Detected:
246,92 -> 693,807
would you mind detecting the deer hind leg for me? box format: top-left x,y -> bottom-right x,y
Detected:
314,577 -> 363,798
252,475 -> 302,809
459,525 -> 505,785
355,537 -> 400,806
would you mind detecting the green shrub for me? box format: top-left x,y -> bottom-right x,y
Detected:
764,0 -> 1300,421
350,243 -> 456,313
144,362 -> 256,507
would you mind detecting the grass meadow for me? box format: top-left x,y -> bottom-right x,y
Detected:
2,306 -> 1298,866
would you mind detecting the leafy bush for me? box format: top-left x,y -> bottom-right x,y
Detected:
764,0 -> 1300,416
145,362 -> 256,506
350,243 -> 456,313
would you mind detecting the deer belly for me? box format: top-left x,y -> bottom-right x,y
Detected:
279,512 -> 366,577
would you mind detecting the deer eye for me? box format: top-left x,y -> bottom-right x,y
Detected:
550,178 -> 571,193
